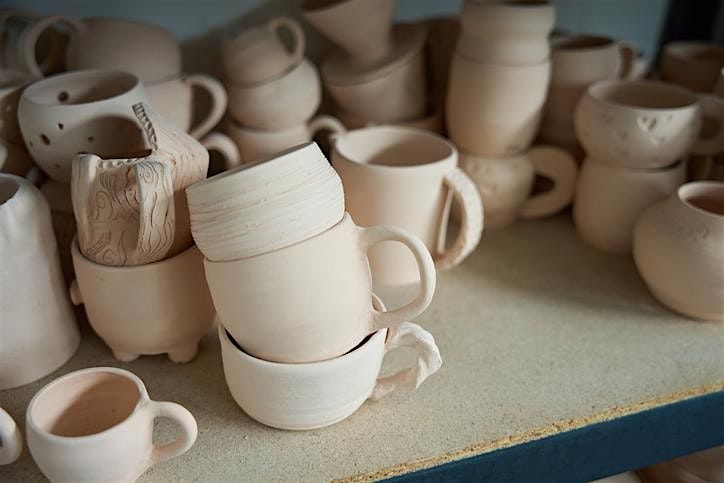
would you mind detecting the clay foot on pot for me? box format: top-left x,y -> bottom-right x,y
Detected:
112,350 -> 140,362
167,343 -> 199,364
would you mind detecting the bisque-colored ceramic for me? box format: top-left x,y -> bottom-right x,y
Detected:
226,58 -> 320,129
72,103 -> 208,266
575,80 -> 724,169
640,446 -> 724,483
0,407 -> 22,465
206,213 -> 436,363
226,114 -> 345,163
302,0 -> 395,67
460,146 -> 578,228
332,126 -> 482,285
634,181 -> 724,321
40,179 -> 76,283
0,10 -> 64,73
223,17 -> 305,86
661,41 -> 724,93
187,142 -> 344,261
0,138 -> 34,177
447,52 -> 551,156
219,296 -> 442,430
337,109 -> 444,134
17,70 -> 149,183
0,68 -> 31,145
26,367 -> 197,482
145,73 -> 227,139
574,157 -> 686,254
0,175 -> 79,390
19,15 -> 181,82
200,132 -> 242,169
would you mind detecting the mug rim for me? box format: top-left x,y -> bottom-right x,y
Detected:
585,79 -> 698,111
664,40 -> 724,61
453,50 -> 551,69
677,181 -> 724,220
26,367 -> 147,442
552,34 -> 616,52
21,69 -> 142,107
70,238 -> 199,273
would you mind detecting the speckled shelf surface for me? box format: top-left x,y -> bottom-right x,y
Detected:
1,215 -> 722,482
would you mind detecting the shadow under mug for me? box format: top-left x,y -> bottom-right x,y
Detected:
26,367 -> 197,483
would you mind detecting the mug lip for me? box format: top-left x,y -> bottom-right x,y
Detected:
302,0 -> 367,14
70,237 -> 199,272
26,367 -> 148,442
465,0 -> 552,11
552,34 -> 617,52
453,50 -> 551,69
585,79 -> 699,111
677,181 -> 724,219
224,58 -> 307,91
664,40 -> 724,60
225,116 -> 306,136
332,125 -> 456,172
584,156 -> 685,174
21,69 -> 142,107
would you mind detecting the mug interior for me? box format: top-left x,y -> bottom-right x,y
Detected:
23,71 -> 139,106
589,80 -> 696,109
555,35 -> 614,51
680,183 -> 724,216
29,370 -> 141,437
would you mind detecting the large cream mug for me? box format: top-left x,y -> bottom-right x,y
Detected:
332,126 -> 483,286
204,213 -> 436,363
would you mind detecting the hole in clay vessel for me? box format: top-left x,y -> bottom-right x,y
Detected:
4,105 -> 11,113
54,163 -> 61,169
40,134 -> 50,145
29,371 -> 140,437
57,91 -> 69,102
87,136 -> 94,143
0,179 -> 20,205
28,141 -> 34,147
58,123 -> 64,130
531,174 -> 554,195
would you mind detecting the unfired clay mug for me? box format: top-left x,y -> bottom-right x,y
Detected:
26,367 -> 197,483
223,17 -> 305,86
226,114 -> 345,163
205,213 -> 436,363
332,126 -> 483,285
661,41 -> 724,93
0,68 -> 31,145
0,407 -> 22,465
219,295 -> 442,430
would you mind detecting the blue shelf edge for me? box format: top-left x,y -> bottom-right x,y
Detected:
387,390 -> 724,483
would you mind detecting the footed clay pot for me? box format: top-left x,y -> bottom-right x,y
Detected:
187,142 -> 344,261
226,59 -> 320,130
19,15 -> 181,82
223,17 -> 305,86
145,73 -> 227,139
661,41 -> 724,93
26,367 -> 197,482
205,213 -> 436,363
71,240 -> 215,362
0,174 -> 79,390
0,407 -> 22,465
633,181 -> 724,321
0,138 -> 34,177
17,70 -> 149,183
218,296 -> 442,430
0,68 -> 31,145
72,102 -> 208,266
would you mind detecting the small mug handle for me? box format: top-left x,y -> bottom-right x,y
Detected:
268,17 -> 305,66
690,95 -> 724,157
520,146 -> 578,219
0,408 -> 22,465
436,167 -> 484,271
616,41 -> 637,80
184,74 -> 228,139
370,322 -> 442,401
18,14 -> 84,78
144,401 -> 198,467
358,225 -> 436,331
201,132 -> 242,170
307,115 -> 346,138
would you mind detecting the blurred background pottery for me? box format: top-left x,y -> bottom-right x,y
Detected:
0,68 -> 31,145
0,407 -> 22,465
660,41 -> 724,93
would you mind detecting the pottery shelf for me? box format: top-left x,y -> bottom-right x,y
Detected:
1,215 -> 722,482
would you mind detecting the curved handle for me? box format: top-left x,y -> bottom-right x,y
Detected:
307,115 -> 346,138
69,279 -> 83,305
133,161 -> 175,265
370,322 -> 442,401
201,132 -> 242,170
616,41 -> 637,80
18,15 -> 84,78
520,146 -> 578,219
268,16 -> 305,66
436,167 -> 483,271
0,408 -> 22,465
145,401 -> 198,467
691,95 -> 724,156
184,74 -> 228,139
359,225 -> 436,331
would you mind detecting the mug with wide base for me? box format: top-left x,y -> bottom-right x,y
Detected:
218,294 -> 442,430
70,239 -> 216,363
26,367 -> 197,483
0,407 -> 22,465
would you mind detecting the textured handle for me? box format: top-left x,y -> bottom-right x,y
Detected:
133,162 -> 175,265
360,225 -> 436,331
691,95 -> 724,156
201,132 -> 241,170
370,322 -> 442,401
520,146 -> 578,219
18,15 -> 83,78
307,115 -> 346,138
436,167 -> 483,271
617,41 -> 637,80
146,401 -> 198,467
269,16 -> 305,66
184,74 -> 228,139
0,408 -> 22,465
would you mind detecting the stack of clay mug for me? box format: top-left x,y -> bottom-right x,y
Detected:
447,0 -> 578,228
573,79 -> 724,254
222,17 -> 339,163
186,142 -> 442,430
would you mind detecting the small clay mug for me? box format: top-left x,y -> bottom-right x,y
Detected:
205,213 -> 436,363
223,17 -> 305,86
0,68 -> 31,144
218,295 -> 442,430
0,408 -> 22,465
26,367 -> 197,482
332,126 -> 482,285
226,114 -> 345,163
661,41 -> 724,93
145,73 -> 227,139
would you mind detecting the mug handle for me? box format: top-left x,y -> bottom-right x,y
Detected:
145,401 -> 198,467
133,161 -> 176,265
519,146 -> 578,219
359,225 -> 436,330
18,15 -> 84,78
268,17 -> 305,66
690,95 -> 724,156
307,115 -> 346,138
201,132 -> 242,170
616,41 -> 637,80
435,167 -> 483,271
370,322 -> 442,401
0,408 -> 22,465
184,74 -> 228,139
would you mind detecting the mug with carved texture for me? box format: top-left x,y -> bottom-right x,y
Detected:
26,367 -> 197,483
332,126 -> 483,286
